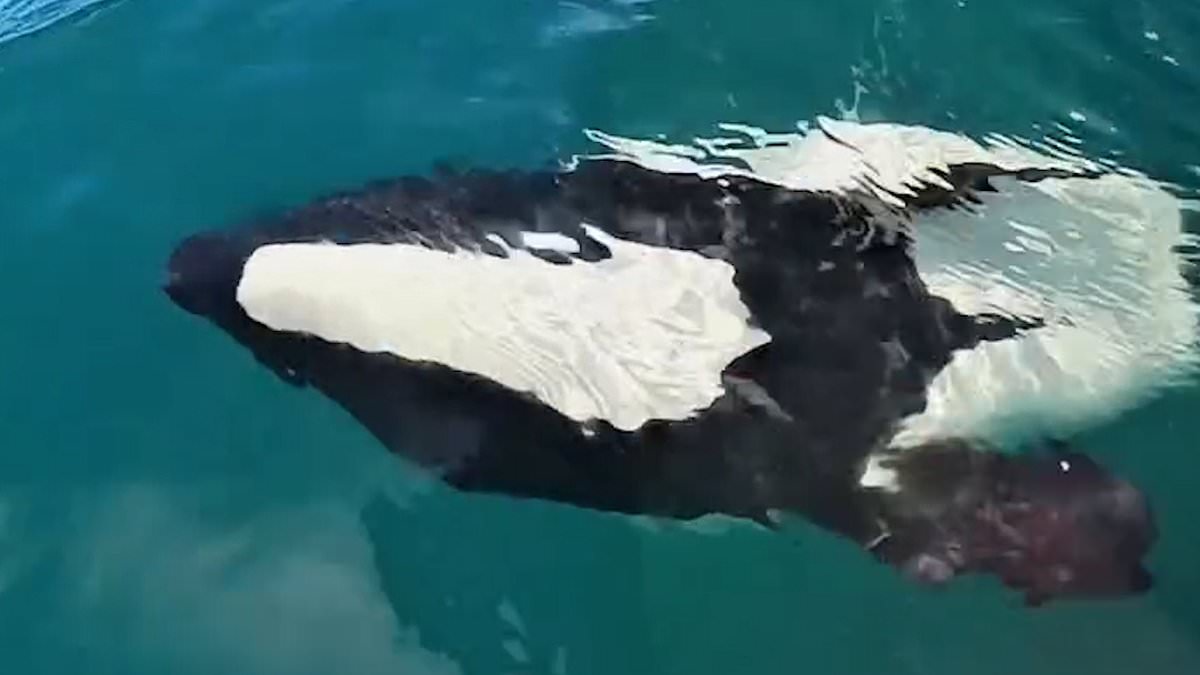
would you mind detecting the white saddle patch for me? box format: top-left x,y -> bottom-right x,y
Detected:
580,118 -> 1197,479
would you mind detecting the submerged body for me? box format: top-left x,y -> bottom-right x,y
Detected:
165,124 -> 1170,606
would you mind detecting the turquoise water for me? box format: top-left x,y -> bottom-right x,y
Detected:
2,1 -> 1199,673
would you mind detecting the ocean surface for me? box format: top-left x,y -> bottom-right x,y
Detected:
2,1 -> 1199,674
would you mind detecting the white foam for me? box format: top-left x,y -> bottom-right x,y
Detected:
237,227 -> 771,431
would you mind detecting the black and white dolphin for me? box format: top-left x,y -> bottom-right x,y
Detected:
164,121 -> 1180,607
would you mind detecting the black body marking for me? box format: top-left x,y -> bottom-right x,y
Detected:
165,158 -> 1155,606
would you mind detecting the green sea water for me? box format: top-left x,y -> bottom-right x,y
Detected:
1,1 -> 1199,673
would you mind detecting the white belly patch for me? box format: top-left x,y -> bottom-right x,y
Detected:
235,226 -> 772,431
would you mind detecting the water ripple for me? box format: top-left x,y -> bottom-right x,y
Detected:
0,0 -> 110,45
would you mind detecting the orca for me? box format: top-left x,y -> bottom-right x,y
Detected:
164,121 -> 1180,607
